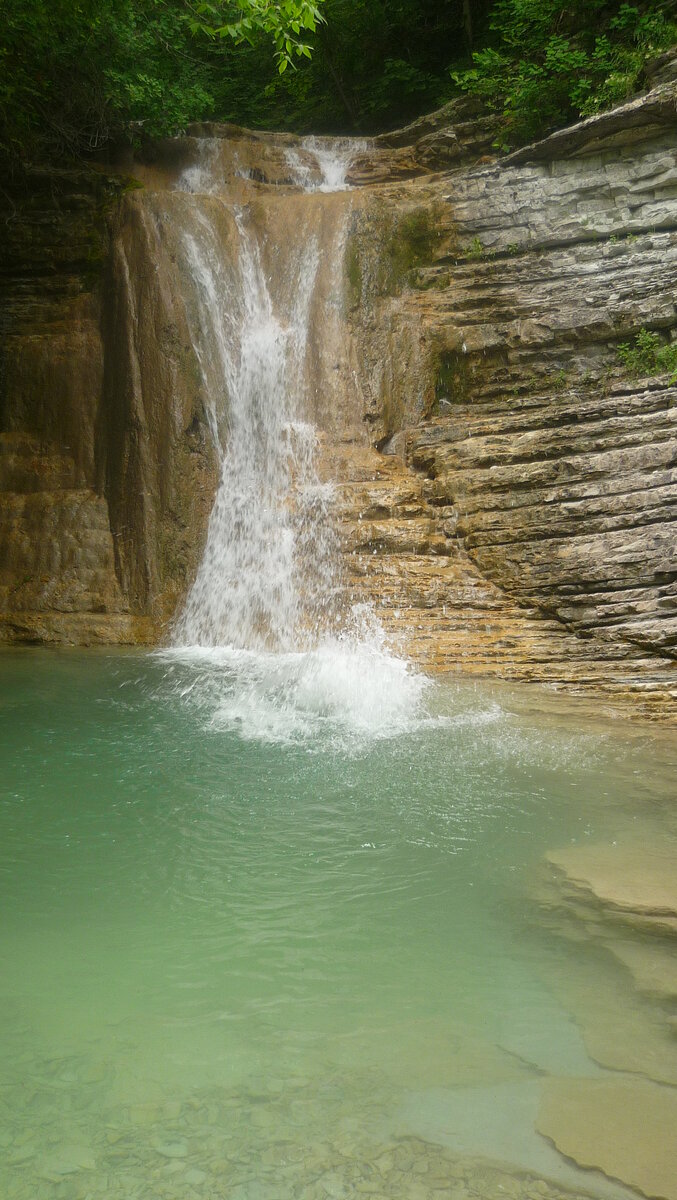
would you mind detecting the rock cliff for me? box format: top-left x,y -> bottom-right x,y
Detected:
0,166 -> 218,642
0,82 -> 675,720
334,81 -> 677,722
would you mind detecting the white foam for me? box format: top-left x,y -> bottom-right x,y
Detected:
161,631 -> 440,750
176,138 -> 222,194
171,206 -> 335,651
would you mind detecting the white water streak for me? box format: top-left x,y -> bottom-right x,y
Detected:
172,203 -> 335,651
166,137 -> 429,743
285,137 -> 367,193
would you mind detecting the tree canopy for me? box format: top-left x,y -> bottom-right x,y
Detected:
1,0 -> 674,169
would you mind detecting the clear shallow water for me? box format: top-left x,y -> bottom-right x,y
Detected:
1,649 -> 676,1200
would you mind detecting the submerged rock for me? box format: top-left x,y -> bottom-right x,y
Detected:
533,838 -> 677,1085
153,1140 -> 188,1158
545,844 -> 677,925
537,1077 -> 677,1200
37,1143 -> 97,1177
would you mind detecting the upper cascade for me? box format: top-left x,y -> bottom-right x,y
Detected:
166,129 -> 370,197
284,137 -> 368,192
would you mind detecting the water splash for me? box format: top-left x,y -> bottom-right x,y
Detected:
164,635 -> 434,749
285,136 -> 367,192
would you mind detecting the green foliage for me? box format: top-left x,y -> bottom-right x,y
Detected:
0,0 -> 329,166
3,0 -> 674,168
188,0 -> 324,72
617,328 -> 677,381
453,0 -> 677,146
2,0 -> 489,167
101,2 -> 216,136
251,0 -> 472,133
1,2 -> 201,162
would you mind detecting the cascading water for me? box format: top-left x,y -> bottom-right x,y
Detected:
171,206 -> 334,651
284,136 -> 367,192
166,136 -> 430,745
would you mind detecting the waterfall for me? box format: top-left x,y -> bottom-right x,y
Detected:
171,205 -> 335,651
284,136 -> 367,192
164,136 -> 429,745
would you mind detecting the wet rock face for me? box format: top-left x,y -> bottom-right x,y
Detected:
99,190 -> 219,625
0,168 -> 217,644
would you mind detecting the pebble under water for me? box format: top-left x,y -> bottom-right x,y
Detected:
1,649 -> 676,1200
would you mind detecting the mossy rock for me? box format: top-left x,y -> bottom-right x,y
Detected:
383,207 -> 443,293
345,202 -> 448,306
345,237 -> 363,310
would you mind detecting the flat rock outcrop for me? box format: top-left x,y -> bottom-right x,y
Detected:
532,834 -> 677,1079
537,1077 -> 677,1200
528,834 -> 677,1199
545,844 -> 677,924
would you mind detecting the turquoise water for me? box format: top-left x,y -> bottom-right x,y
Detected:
1,649 -> 675,1200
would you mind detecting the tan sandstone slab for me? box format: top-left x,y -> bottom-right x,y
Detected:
541,950 -> 677,1086
604,937 -> 677,1002
537,1077 -> 677,1200
546,844 -> 677,920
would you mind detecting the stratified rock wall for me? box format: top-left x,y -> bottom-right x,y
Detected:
0,169 -> 141,642
336,82 -> 677,720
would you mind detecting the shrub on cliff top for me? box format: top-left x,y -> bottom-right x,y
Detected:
453,0 -> 677,146
0,0 -> 324,167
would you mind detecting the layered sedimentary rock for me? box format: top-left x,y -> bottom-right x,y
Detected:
335,80 -> 677,720
0,170 -> 144,643
0,82 -> 675,720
